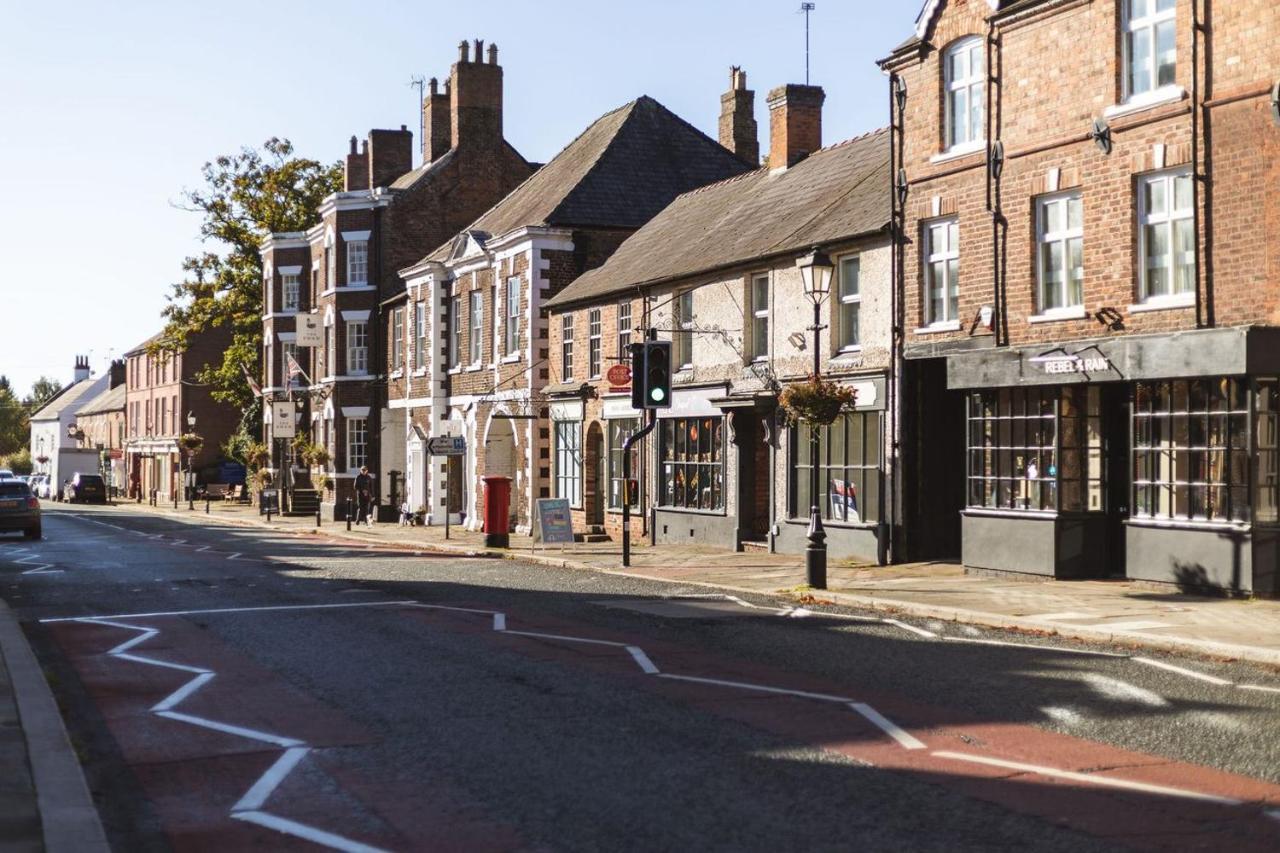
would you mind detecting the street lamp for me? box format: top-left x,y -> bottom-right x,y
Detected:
186,412 -> 196,510
796,247 -> 834,590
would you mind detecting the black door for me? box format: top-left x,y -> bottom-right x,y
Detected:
1102,384 -> 1130,577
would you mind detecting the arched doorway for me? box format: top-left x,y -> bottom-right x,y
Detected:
584,421 -> 605,527
485,414 -> 518,527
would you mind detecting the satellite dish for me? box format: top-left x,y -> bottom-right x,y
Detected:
1090,118 -> 1113,155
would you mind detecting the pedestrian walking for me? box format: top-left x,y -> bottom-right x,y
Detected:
355,466 -> 374,527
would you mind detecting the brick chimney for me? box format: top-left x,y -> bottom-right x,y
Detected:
719,67 -> 758,167
766,84 -> 824,170
108,359 -> 126,389
367,126 -> 414,188
449,37 -> 504,149
422,77 -> 452,163
73,355 -> 90,383
344,136 -> 369,191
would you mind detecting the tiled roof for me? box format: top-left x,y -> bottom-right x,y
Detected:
75,383 -> 126,417
423,95 -> 751,263
30,377 -> 100,422
545,128 -> 890,309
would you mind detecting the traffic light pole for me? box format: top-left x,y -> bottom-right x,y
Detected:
621,412 -> 655,568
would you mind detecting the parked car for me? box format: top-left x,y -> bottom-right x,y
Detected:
0,480 -> 41,540
0,469 -> 14,480
30,475 -> 52,500
64,473 -> 107,504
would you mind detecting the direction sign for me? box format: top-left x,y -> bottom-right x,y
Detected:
427,435 -> 466,456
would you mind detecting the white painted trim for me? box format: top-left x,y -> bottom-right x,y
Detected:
341,406 -> 370,418
1128,293 -> 1195,313
1104,85 -> 1186,119
276,331 -> 297,341
261,312 -> 299,321
915,0 -> 1000,39
1028,306 -> 1087,324
340,309 -> 371,321
340,230 -> 371,242
277,265 -> 303,275
930,139 -> 985,164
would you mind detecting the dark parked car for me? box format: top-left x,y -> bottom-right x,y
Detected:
0,481 -> 41,540
64,473 -> 107,504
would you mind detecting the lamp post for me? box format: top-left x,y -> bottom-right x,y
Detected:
796,247 -> 834,590
186,411 -> 196,510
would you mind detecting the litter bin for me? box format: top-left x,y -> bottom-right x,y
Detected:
481,476 -> 512,548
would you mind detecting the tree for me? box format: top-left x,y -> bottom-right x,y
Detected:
0,377 -> 26,457
23,376 -> 62,412
158,138 -> 342,418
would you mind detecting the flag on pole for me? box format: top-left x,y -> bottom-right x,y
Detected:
286,352 -> 310,386
241,363 -> 262,398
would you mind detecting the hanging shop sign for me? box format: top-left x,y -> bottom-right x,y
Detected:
271,402 -> 297,438
296,315 -> 324,348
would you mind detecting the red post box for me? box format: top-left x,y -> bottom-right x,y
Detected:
481,476 -> 512,548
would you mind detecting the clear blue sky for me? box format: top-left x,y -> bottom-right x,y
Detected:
0,0 -> 910,398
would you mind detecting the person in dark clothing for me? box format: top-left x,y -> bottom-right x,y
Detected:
354,466 -> 374,526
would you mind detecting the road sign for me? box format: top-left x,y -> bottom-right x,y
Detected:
606,363 -> 632,392
270,402 -> 297,438
427,435 -> 466,456
296,315 -> 323,348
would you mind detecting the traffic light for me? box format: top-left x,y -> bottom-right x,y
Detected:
640,340 -> 672,409
630,342 -> 646,409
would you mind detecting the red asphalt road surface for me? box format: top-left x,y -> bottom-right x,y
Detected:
48,602 -> 1280,852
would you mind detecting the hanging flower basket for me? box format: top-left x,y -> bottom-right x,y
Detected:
178,433 -> 204,454
35,455 -> 49,465
779,376 -> 858,426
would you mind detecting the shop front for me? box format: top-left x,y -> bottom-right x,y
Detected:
944,327 -> 1280,596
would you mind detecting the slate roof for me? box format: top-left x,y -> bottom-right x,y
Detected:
422,95 -> 751,263
30,378 -> 99,422
545,128 -> 891,309
75,383 -> 126,417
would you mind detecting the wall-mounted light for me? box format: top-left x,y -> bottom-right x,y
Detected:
896,167 -> 909,208
1089,117 -> 1113,155
989,140 -> 1005,180
1272,81 -> 1280,128
893,75 -> 907,115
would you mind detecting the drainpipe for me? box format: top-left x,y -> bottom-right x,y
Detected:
372,203 -> 385,508
985,19 -> 1003,347
886,72 -> 902,566
1191,0 -> 1207,328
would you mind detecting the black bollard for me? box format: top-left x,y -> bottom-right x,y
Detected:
206,497 -> 210,514
315,507 -> 321,528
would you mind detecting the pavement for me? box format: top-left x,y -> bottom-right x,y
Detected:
125,496 -> 1280,668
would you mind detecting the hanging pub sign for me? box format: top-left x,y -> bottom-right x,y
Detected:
297,315 -> 324,348
271,402 -> 297,438
606,363 -> 632,393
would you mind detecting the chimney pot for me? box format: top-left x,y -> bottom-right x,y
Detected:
429,76 -> 438,95
487,43 -> 498,64
458,40 -> 469,62
474,38 -> 483,60
349,135 -> 358,154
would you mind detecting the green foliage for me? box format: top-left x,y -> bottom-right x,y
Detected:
158,138 -> 342,415
25,377 -> 62,411
0,377 -> 26,458
0,448 -> 32,475
779,377 -> 858,427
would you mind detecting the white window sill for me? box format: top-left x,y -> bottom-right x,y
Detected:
1104,85 -> 1186,120
389,370 -> 404,380
447,366 -> 462,375
929,140 -> 985,164
501,353 -> 521,364
834,345 -> 863,357
1028,306 -> 1087,324
465,363 -> 483,373
1129,293 -> 1195,313
412,368 -> 428,377
914,320 -> 961,334
321,285 -> 376,296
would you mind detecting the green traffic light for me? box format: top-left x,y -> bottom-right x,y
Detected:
650,387 -> 665,402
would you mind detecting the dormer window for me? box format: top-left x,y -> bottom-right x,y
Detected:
944,37 -> 984,152
1124,0 -> 1176,100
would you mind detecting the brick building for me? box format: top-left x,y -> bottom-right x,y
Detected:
123,326 -> 236,502
881,1 -> 1279,593
545,73 -> 891,560
259,39 -> 535,516
72,362 -> 127,493
392,92 -> 752,534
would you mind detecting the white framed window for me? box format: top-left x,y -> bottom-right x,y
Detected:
837,255 -> 861,350
749,274 -> 769,361
346,321 -> 368,375
448,296 -> 461,368
561,314 -> 574,381
1124,0 -> 1176,100
469,291 -> 483,364
391,307 -> 404,371
1036,193 -> 1084,313
607,417 -> 642,510
282,273 -> 300,312
617,300 -> 632,360
326,323 -> 335,377
346,240 -> 368,286
346,417 -> 368,471
588,309 -> 602,378
554,420 -> 582,506
491,283 -> 500,362
944,37 -> 984,151
923,217 -> 960,326
414,302 -> 426,368
674,290 -> 694,368
1138,169 -> 1195,303
505,276 -> 520,355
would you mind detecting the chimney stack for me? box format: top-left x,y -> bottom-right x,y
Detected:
367,126 -> 414,188
766,84 -> 824,170
108,359 -> 126,389
450,36 -> 504,149
345,135 -> 370,191
719,66 -> 759,167
73,355 -> 90,383
422,76 -> 452,162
